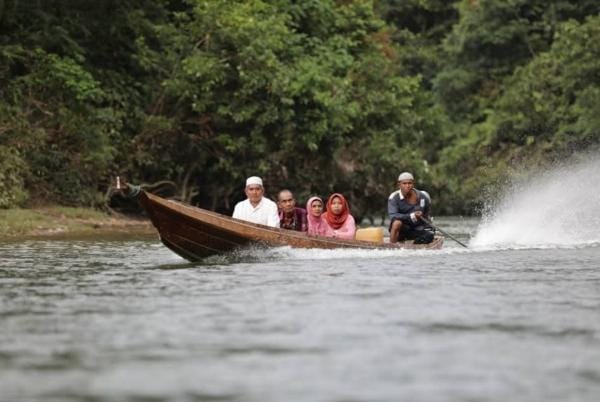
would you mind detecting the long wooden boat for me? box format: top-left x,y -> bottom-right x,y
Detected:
136,190 -> 443,261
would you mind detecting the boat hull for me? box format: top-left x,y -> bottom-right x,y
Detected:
137,191 -> 443,261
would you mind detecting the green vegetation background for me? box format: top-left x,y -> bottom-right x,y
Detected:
1,0 -> 599,220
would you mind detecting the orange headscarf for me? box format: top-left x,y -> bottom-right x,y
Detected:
324,193 -> 350,230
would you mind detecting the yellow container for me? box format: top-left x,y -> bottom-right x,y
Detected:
355,227 -> 384,243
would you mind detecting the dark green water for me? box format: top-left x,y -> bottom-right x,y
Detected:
1,219 -> 600,402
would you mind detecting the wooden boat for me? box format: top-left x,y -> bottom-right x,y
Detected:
136,190 -> 443,261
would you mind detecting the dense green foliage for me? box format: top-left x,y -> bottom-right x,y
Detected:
1,0 -> 599,217
433,2 -> 600,213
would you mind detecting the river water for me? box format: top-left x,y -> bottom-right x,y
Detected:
2,159 -> 600,402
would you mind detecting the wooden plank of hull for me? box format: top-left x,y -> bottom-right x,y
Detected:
137,191 -> 443,261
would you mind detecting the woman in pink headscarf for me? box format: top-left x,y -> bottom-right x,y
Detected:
323,193 -> 356,240
306,196 -> 329,236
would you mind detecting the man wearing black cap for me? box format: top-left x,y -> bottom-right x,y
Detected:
387,172 -> 434,243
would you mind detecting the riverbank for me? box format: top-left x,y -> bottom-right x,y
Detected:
0,206 -> 155,240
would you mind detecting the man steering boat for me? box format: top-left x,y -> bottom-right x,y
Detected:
387,172 -> 434,244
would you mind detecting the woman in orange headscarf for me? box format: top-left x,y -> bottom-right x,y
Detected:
323,193 -> 356,240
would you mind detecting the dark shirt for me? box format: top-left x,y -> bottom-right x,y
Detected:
387,189 -> 431,228
279,207 -> 308,232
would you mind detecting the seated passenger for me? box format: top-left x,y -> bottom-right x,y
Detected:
323,193 -> 356,240
306,196 -> 328,236
388,172 -> 434,244
277,189 -> 308,232
232,176 -> 280,227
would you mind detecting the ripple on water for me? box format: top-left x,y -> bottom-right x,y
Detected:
1,236 -> 600,401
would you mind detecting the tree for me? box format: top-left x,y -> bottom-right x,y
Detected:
376,0 -> 459,84
433,14 -> 600,213
140,0 -> 443,218
0,0 -> 171,206
434,0 -> 600,120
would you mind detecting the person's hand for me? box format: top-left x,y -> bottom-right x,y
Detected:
414,211 -> 423,220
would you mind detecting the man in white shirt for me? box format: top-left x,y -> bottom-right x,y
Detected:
232,176 -> 280,227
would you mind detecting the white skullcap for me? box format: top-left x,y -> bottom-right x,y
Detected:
397,172 -> 414,182
245,176 -> 263,187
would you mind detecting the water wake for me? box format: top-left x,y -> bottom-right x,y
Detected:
471,155 -> 600,248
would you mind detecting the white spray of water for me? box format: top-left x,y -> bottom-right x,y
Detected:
471,155 -> 600,248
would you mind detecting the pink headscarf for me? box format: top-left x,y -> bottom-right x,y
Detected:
306,196 -> 328,236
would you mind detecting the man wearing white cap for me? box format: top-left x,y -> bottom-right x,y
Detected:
232,176 -> 280,227
387,172 -> 434,243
